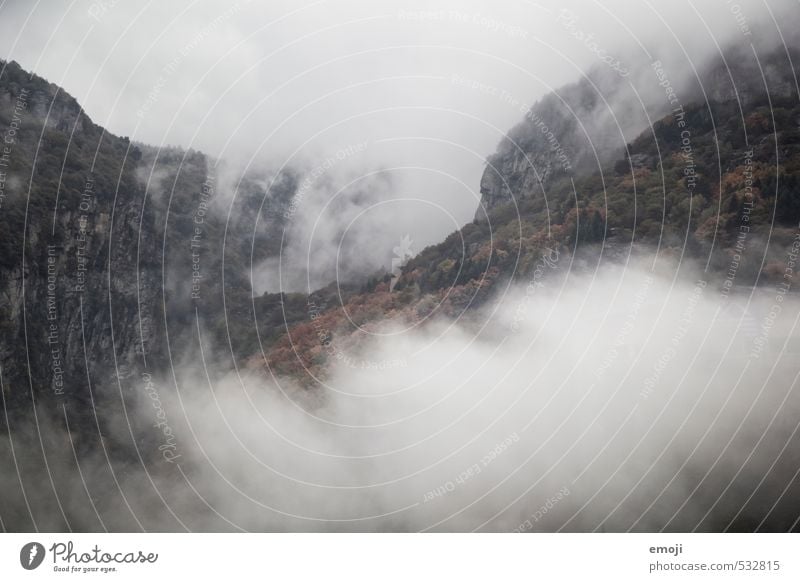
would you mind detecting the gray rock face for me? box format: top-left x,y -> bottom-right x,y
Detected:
0,113 -> 166,420
474,64 -> 651,219
0,60 -> 288,428
475,45 -> 800,220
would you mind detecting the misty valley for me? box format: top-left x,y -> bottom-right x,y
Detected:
1,1 -> 800,537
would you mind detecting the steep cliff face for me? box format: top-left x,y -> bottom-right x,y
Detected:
475,63 -> 655,218
0,60 -> 303,440
476,46 -> 800,219
0,61 -> 159,420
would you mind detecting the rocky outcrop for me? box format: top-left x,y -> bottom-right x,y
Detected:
0,61 -> 296,434
474,63 -> 653,219
475,45 -> 800,220
0,61 -> 165,423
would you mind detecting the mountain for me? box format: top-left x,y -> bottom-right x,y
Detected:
0,60 -> 333,467
4,43 -> 799,413
476,43 -> 800,217
265,45 -> 800,380
1,38 -> 800,530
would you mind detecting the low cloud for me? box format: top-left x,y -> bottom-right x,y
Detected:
4,258 -> 799,531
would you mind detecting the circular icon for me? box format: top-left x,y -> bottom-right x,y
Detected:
19,542 -> 45,570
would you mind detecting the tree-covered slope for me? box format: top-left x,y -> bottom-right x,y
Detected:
262,46 -> 800,380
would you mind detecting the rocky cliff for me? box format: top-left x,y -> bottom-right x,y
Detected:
476,45 -> 800,219
0,60 -> 309,444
